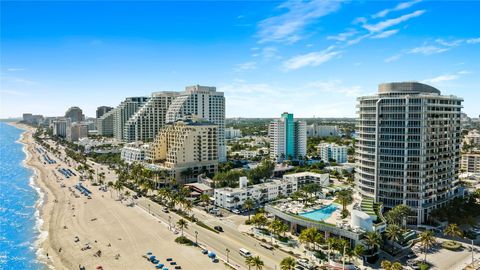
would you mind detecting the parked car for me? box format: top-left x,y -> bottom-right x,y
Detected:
162,207 -> 169,213
214,226 -> 223,232
232,209 -> 240,214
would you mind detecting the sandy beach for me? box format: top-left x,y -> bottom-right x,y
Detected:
13,123 -> 224,270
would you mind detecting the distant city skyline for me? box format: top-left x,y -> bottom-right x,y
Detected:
1,0 -> 479,118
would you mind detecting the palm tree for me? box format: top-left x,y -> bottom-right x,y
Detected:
250,256 -> 264,270
245,257 -> 254,270
336,189 -> 353,213
199,193 -> 210,209
385,224 -> 403,243
381,260 -> 403,270
280,257 -> 296,270
124,190 -> 131,204
243,198 -> 255,221
444,223 -> 463,243
177,218 -> 188,237
381,260 -> 392,270
299,227 -> 319,250
363,231 -> 382,255
419,230 -> 436,263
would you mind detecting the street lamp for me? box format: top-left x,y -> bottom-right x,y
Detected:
226,248 -> 230,263
472,239 -> 475,264
148,203 -> 151,214
195,231 -> 198,245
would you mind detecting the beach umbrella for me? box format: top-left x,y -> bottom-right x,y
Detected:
149,255 -> 156,260
208,252 -> 216,258
157,263 -> 164,268
147,251 -> 152,255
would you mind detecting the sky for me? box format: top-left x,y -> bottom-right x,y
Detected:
1,0 -> 479,119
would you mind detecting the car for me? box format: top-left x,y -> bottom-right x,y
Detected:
214,226 -> 223,232
260,243 -> 274,250
406,253 -> 417,259
232,209 -> 240,214
162,208 -> 169,213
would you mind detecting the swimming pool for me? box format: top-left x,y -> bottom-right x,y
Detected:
298,204 -> 338,221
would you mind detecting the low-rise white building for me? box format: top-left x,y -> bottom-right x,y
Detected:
121,142 -> 150,164
214,177 -> 298,210
317,143 -> 348,163
225,127 -> 242,139
214,172 -> 330,210
282,172 -> 330,186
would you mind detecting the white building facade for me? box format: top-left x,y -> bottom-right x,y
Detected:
121,142 -> 150,164
317,143 -> 348,163
123,91 -> 179,142
306,124 -> 339,138
113,97 -> 149,141
356,82 -> 463,224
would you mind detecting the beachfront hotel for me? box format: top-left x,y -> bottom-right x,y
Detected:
268,112 -> 307,163
113,97 -> 149,141
52,118 -> 71,138
165,85 -> 226,162
148,118 -> 218,183
356,82 -> 463,224
123,91 -> 179,142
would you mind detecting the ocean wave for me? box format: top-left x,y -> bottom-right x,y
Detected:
19,132 -> 53,269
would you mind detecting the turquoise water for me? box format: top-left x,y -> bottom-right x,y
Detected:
0,122 -> 46,269
299,204 -> 338,221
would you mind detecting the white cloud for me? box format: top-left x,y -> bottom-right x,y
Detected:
282,47 -> 341,71
435,38 -> 463,47
407,45 -> 448,55
0,89 -> 27,96
1,76 -> 37,85
466,37 -> 480,44
257,0 -> 343,43
346,34 -> 371,45
422,74 -> 459,84
234,61 -> 257,72
327,29 -> 358,41
384,54 -> 402,63
6,68 -> 26,72
305,80 -> 365,97
371,29 -> 399,39
363,10 -> 426,33
372,0 -> 422,19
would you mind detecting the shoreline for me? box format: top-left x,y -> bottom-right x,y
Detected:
7,122 -> 225,270
12,123 -> 59,270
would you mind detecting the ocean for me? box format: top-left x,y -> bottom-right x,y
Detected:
0,122 -> 46,270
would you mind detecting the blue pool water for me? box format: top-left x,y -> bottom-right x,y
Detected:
299,204 -> 339,221
0,122 -> 46,270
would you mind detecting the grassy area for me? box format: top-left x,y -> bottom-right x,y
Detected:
196,221 -> 219,234
175,236 -> 194,245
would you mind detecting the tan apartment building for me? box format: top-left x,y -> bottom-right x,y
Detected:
149,119 -> 218,183
461,153 -> 480,173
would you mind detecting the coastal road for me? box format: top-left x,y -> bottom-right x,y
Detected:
135,198 -> 288,270
44,140 -> 289,269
